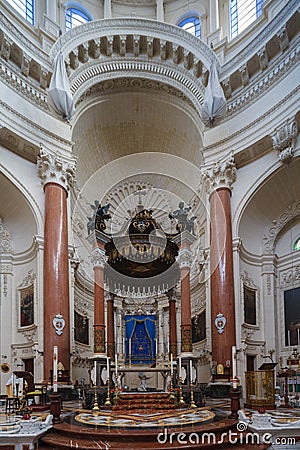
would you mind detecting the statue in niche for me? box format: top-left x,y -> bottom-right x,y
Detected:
87,201 -> 111,234
169,202 -> 196,235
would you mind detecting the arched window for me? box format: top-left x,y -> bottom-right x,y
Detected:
230,0 -> 263,39
6,0 -> 34,24
294,237 -> 300,252
178,16 -> 201,39
66,6 -> 92,30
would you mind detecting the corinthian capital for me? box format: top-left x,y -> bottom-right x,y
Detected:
37,146 -> 76,192
176,247 -> 193,270
271,118 -> 298,163
91,247 -> 108,269
201,155 -> 237,196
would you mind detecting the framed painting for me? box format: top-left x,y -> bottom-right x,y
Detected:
19,285 -> 34,328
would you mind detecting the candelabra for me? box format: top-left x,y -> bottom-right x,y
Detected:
92,383 -> 100,415
104,378 -> 111,406
169,373 -> 175,400
178,377 -> 185,405
190,383 -> 197,409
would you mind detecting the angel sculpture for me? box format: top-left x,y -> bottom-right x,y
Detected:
169,202 -> 196,235
95,203 -> 111,232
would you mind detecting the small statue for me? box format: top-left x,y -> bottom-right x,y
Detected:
137,373 -> 151,391
169,202 -> 196,235
95,203 -> 111,231
87,201 -> 111,234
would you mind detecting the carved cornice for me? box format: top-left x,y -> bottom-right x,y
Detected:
201,155 -> 237,195
0,217 -> 11,253
90,247 -> 108,269
271,117 -> 298,162
240,271 -> 256,289
262,201 -> 300,254
77,77 -> 194,109
37,146 -> 77,192
50,18 -> 219,68
280,265 -> 300,288
18,269 -> 36,288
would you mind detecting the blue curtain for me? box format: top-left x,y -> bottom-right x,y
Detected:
125,315 -> 156,364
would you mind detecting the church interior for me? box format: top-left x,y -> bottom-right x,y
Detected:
0,0 -> 299,448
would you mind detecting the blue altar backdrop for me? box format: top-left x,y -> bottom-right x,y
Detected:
125,315 -> 156,365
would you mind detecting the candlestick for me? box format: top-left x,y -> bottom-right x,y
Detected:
169,373 -> 175,400
190,382 -> 196,408
178,377 -> 185,405
92,384 -> 100,415
53,346 -> 58,393
170,353 -> 173,375
104,377 -> 111,406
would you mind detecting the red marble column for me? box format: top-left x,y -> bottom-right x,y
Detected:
92,245 -> 107,355
210,187 -> 236,366
43,182 -> 70,381
107,295 -> 115,357
167,290 -> 178,356
177,239 -> 193,354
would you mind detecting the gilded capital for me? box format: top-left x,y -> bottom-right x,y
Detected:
201,155 -> 237,196
37,146 -> 76,192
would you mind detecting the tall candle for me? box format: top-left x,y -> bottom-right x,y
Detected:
129,338 -> 131,357
179,356 -> 182,378
232,346 -> 236,379
190,360 -> 193,383
297,329 -> 300,347
53,346 -> 58,393
288,330 -> 291,347
170,353 -> 173,375
107,357 -> 109,374
115,353 -> 118,374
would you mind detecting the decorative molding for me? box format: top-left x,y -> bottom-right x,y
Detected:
37,146 -> 77,192
201,155 -> 237,195
21,326 -> 37,343
18,269 -> 36,288
0,217 -> 12,253
262,201 -> 300,254
76,77 -> 194,109
240,270 -> 256,289
280,265 -> 300,288
271,117 -> 298,162
49,18 -> 219,69
0,100 -> 73,148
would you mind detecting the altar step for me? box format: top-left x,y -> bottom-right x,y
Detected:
39,418 -> 269,449
113,392 -> 176,411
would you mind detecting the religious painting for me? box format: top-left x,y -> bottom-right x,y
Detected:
284,287 -> 300,347
74,311 -> 89,345
20,285 -> 34,327
243,285 -> 256,325
192,310 -> 206,343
